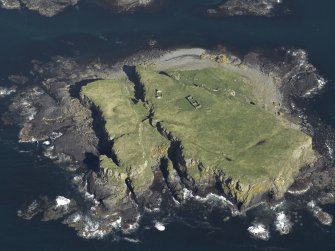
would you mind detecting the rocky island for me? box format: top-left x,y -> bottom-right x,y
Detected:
82,49 -> 315,211
5,48 -> 334,238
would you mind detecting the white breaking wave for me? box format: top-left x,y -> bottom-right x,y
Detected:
125,214 -> 141,233
247,223 -> 270,241
302,72 -> 327,97
194,193 -> 234,207
20,100 -> 37,121
325,141 -> 334,159
0,87 -> 16,97
145,207 -> 160,213
154,222 -> 166,231
55,196 -> 71,208
274,212 -> 293,235
270,200 -> 285,210
182,188 -> 194,200
72,174 -> 84,184
123,237 -> 141,243
70,213 -> 82,223
42,140 -> 51,146
287,184 -> 311,195
181,188 -> 233,208
79,216 -> 122,239
124,222 -> 140,233
85,192 -> 94,200
50,132 -> 63,140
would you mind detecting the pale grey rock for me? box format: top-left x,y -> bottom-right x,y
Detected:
21,0 -> 79,17
208,0 -> 285,17
0,0 -> 21,9
110,0 -> 154,10
0,0 -> 156,16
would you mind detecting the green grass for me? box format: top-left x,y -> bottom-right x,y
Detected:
82,65 -> 313,201
81,78 -> 147,139
81,78 -> 169,192
137,65 -> 312,184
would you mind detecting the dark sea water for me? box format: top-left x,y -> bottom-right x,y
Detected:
0,0 -> 334,250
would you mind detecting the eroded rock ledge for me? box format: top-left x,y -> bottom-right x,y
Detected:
5,47 -> 335,237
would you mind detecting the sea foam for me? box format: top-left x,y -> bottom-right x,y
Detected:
274,211 -> 293,235
247,223 -> 270,241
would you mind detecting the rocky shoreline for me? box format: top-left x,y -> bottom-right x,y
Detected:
3,47 -> 334,238
200,0 -> 288,17
0,0 -> 157,16
0,0 -> 288,17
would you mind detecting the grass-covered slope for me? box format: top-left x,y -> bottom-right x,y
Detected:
81,63 -> 315,208
81,79 -> 169,198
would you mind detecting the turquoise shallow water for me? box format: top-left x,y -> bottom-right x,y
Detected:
0,0 -> 334,250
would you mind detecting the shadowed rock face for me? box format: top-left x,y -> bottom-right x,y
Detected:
0,0 -> 155,16
206,0 -> 287,17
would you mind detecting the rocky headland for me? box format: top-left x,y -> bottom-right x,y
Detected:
4,47 -> 335,238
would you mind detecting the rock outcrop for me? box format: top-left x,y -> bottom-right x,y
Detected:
0,0 -> 156,16
206,0 -> 287,17
0,0 -> 79,17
